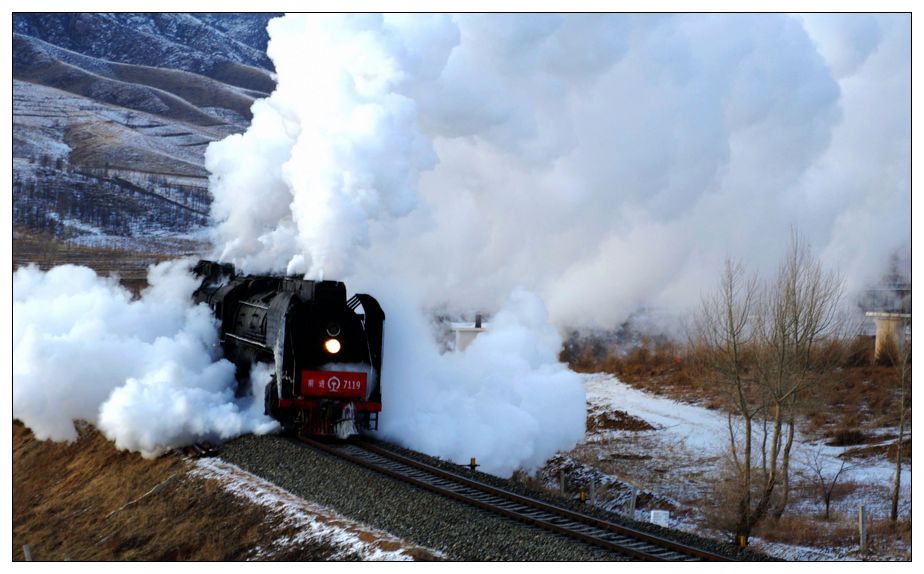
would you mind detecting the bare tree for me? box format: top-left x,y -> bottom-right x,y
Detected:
800,446 -> 852,520
692,259 -> 762,544
694,232 -> 846,543
890,331 -> 911,522
754,231 -> 844,519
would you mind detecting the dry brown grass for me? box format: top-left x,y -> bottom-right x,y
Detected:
572,339 -> 723,407
754,514 -> 859,548
14,49 -> 221,127
12,421 -> 359,561
699,466 -> 912,559
112,62 -> 256,120
566,336 -> 911,454
586,409 -> 655,433
13,227 -> 178,293
753,511 -> 912,560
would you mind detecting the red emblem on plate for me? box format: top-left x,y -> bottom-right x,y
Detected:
301,370 -> 367,398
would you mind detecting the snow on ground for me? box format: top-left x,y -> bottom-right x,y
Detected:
190,457 -> 442,561
45,211 -> 105,236
66,231 -> 210,254
584,372 -> 729,453
578,372 -> 911,560
582,372 -> 909,488
577,373 -> 728,519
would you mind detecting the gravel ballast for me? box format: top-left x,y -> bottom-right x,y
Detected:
219,433 -> 768,561
220,434 -> 629,561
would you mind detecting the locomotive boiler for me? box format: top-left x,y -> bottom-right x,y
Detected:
192,260 -> 384,437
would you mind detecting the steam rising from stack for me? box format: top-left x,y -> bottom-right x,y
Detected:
13,14 -> 909,474
208,14 -> 909,327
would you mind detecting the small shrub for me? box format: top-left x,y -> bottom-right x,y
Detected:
875,336 -> 900,367
625,344 -> 651,366
843,336 -> 873,368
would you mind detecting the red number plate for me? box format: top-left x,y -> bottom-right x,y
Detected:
300,370 -> 367,399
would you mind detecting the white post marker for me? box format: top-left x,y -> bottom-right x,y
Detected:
650,510 -> 670,527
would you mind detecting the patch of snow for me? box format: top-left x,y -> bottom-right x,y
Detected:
190,457 -> 441,561
43,211 -> 104,236
584,372 -> 729,454
582,373 -> 909,484
578,372 -> 911,560
751,540 -> 856,561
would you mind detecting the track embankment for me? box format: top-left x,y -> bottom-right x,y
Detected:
11,422 -> 432,560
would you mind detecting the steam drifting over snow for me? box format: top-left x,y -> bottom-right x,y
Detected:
13,261 -> 278,456
12,14 -> 909,473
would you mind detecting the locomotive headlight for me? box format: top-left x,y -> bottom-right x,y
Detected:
324,338 -> 341,354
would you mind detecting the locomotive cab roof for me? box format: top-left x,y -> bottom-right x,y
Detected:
193,259 -> 347,305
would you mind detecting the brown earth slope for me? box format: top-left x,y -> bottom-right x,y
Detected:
12,422 -> 371,561
15,422 -> 253,560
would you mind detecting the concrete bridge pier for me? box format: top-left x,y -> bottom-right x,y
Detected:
865,312 -> 911,361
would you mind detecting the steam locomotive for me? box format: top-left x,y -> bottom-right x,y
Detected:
192,260 -> 384,437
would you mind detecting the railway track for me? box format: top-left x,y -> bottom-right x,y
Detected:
298,436 -> 734,561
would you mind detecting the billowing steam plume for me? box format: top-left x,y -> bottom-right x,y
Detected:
13,260 -> 278,456
376,285 -> 585,476
203,13 -> 908,472
14,14 -> 909,475
208,14 -> 910,328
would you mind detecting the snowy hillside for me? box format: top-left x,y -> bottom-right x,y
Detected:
12,13 -> 280,253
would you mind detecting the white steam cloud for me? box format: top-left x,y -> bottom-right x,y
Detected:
208,14 -> 909,328
200,13 -> 908,473
206,14 -> 593,474
377,286 -> 585,476
14,14 -> 909,475
13,261 -> 278,456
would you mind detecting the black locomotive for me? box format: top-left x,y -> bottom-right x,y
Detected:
192,260 -> 384,437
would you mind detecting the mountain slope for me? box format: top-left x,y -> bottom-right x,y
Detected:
13,13 -> 278,92
14,34 -> 260,123
12,13 -> 281,254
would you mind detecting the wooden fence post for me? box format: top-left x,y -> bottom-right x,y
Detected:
858,505 -> 867,557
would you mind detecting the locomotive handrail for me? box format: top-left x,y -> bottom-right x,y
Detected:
224,332 -> 272,350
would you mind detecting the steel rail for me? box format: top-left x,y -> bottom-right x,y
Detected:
298,437 -> 733,561
354,438 -> 733,561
